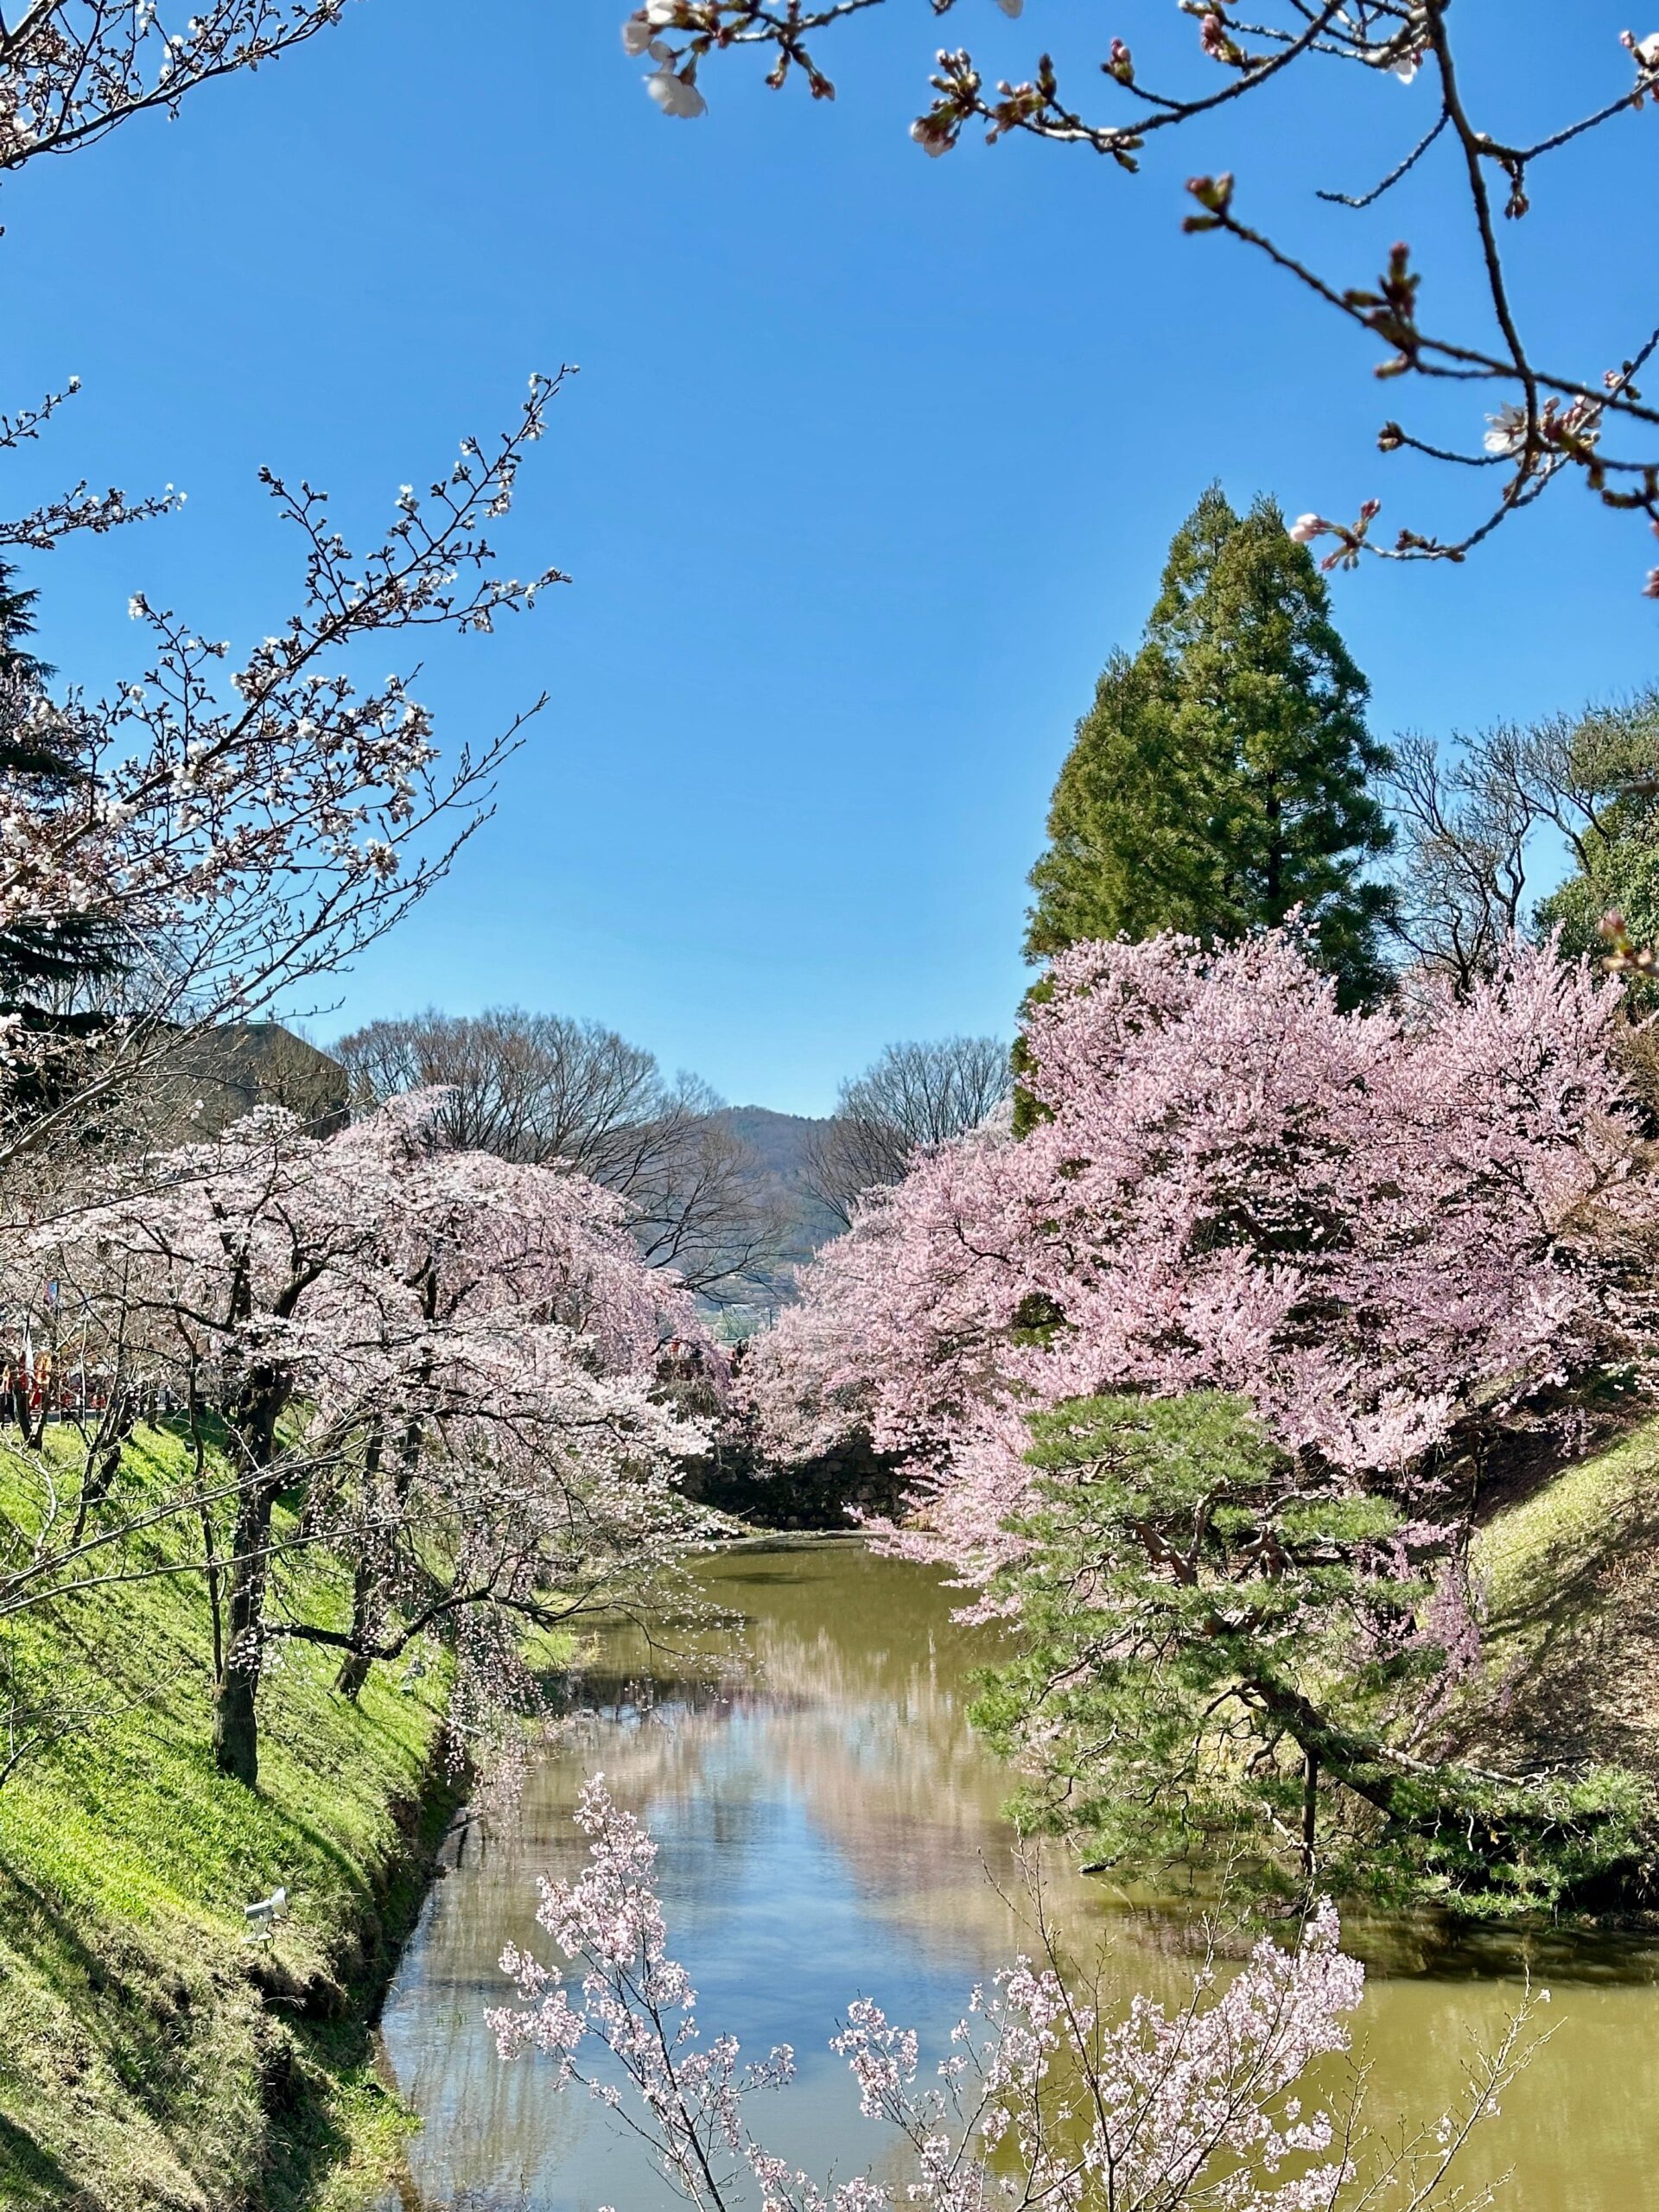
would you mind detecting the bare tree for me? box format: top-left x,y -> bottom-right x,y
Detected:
1386,732 -> 1541,998
338,1009 -> 791,1302
802,1034 -> 1010,1230
1388,692 -> 1659,994
624,2 -> 1659,594
340,1011 -> 669,1173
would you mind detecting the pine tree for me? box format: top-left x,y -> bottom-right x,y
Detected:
970,1392 -> 1649,1915
0,557 -> 124,1007
1027,486 -> 1395,1007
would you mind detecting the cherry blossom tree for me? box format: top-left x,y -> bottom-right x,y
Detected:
302,1095 -> 727,1713
750,928 -> 1650,1567
620,2 -> 1659,594
0,372 -> 571,1164
5,1094 -> 725,1786
489,1776 -> 1534,2212
744,929 -> 1658,1904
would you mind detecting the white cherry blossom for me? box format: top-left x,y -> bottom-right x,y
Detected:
645,63 -> 708,117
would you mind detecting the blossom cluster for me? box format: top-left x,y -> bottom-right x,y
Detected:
486,1776 -> 1523,2212
746,929 -> 1651,1586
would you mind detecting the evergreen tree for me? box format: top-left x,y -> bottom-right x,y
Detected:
0,560 -> 48,691
0,557 -> 124,1007
971,1393 -> 1649,1916
1027,486 -> 1396,1007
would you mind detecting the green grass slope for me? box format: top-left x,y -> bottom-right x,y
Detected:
0,1424 -> 456,2212
1475,1411 -> 1659,1793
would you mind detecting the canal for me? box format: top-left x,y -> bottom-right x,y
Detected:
379,1539 -> 1659,2210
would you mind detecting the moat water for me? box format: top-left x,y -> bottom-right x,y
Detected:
378,1539 -> 1659,2210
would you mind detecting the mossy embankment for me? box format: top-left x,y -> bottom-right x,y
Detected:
0,1422 -> 466,2212
1473,1410 -> 1659,1801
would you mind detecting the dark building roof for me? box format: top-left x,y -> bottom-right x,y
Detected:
155,1022 -> 350,1141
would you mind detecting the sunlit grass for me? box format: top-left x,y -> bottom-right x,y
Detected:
1471,1409 -> 1659,1784
0,1421 -> 454,2210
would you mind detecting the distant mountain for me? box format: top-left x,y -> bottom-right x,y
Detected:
714,1104 -> 843,1277
717,1105 -> 825,1185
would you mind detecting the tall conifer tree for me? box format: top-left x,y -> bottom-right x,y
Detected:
1027,487 -> 1395,1006
0,557 -> 124,1007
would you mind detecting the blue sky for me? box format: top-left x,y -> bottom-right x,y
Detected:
3,0 -> 1653,1114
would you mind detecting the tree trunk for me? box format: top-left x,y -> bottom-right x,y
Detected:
213,1657 -> 260,1786
211,1368 -> 287,1788
213,1470 -> 276,1784
11,1374 -> 45,1449
334,1396 -> 424,1702
334,1421 -> 385,1700
333,1538 -> 375,1699
68,1387 -> 137,1549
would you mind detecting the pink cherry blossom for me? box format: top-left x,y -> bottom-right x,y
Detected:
746,930 -> 1650,1590
492,1777 -> 1526,2212
22,1092 -> 726,1783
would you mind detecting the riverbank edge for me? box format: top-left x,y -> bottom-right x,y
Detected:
0,1421 -> 464,2212
263,1746 -> 471,2212
1464,1407 -> 1659,1932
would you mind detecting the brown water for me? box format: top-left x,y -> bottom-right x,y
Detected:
378,1538 -> 1659,2211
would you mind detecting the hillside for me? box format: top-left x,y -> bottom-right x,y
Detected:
1473,1414 -> 1659,1799
716,1104 -> 826,1184
715,1104 -> 843,1273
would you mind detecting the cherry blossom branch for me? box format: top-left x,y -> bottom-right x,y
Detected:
0,370 -> 574,1167
0,372 -> 184,562
620,0 -> 1659,593
0,0 -> 354,169
491,1777 -> 1539,2212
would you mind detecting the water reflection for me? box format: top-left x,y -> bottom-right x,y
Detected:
378,1538 -> 1659,2212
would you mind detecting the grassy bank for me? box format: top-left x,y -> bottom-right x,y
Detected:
0,1423 -> 459,2212
1473,1410 -> 1659,1796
